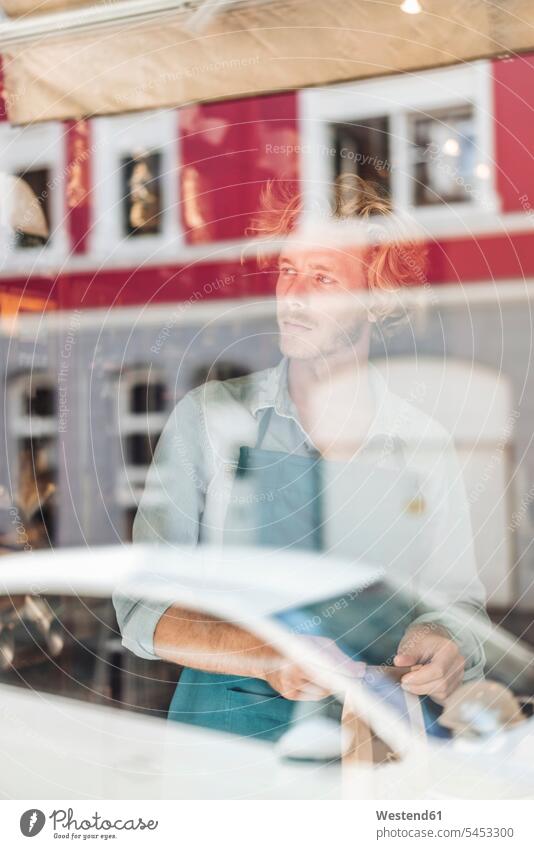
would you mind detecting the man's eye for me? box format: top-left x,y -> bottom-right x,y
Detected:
280,266 -> 297,275
316,274 -> 336,286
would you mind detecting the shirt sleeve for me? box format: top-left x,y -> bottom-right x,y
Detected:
410,441 -> 489,680
112,390 -> 208,660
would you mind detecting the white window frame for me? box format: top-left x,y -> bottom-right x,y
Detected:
91,109 -> 181,262
8,372 -> 57,441
0,120 -> 67,270
115,367 -> 168,507
299,61 -> 499,235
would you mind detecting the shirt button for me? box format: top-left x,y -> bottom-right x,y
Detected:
405,495 -> 426,515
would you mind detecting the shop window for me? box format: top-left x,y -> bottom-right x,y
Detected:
92,110 -> 178,256
301,63 -> 496,220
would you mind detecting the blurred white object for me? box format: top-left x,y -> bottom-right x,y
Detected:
0,544 -> 533,799
277,717 -> 352,762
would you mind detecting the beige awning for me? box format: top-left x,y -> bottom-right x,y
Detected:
1,1 -> 92,15
1,0 -> 534,124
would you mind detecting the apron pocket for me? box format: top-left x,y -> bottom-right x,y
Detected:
225,686 -> 294,742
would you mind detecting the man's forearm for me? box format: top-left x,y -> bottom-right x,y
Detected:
153,604 -> 278,678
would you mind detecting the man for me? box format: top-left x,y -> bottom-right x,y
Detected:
113,176 -> 486,740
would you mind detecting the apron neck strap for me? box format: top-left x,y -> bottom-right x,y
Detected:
255,407 -> 274,449
256,409 -> 407,465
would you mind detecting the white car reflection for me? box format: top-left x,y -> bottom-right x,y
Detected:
0,545 -> 533,800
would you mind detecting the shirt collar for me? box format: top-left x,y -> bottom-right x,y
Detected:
250,357 -> 294,418
250,356 -> 405,443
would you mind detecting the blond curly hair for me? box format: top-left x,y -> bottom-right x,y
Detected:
248,174 -> 427,321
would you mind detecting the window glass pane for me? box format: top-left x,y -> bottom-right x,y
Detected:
17,438 -> 56,547
23,384 -> 56,417
330,117 -> 391,201
2,56 -> 534,798
14,168 -> 50,248
121,150 -> 162,236
130,381 -> 166,414
409,106 -> 476,205
124,506 -> 137,542
125,432 -> 160,466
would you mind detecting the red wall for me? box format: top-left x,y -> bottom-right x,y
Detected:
178,92 -> 299,245
493,52 -> 534,213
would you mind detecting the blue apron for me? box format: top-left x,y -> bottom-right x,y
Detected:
167,408 -> 439,741
167,407 -> 329,741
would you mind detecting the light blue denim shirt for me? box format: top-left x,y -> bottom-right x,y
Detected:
113,358 -> 487,677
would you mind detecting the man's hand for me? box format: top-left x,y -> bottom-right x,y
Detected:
393,624 -> 465,702
264,636 -> 365,701
264,659 -> 332,701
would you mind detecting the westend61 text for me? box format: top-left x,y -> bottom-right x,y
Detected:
376,810 -> 442,821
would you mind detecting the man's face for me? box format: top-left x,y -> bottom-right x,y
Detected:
275,245 -> 370,360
